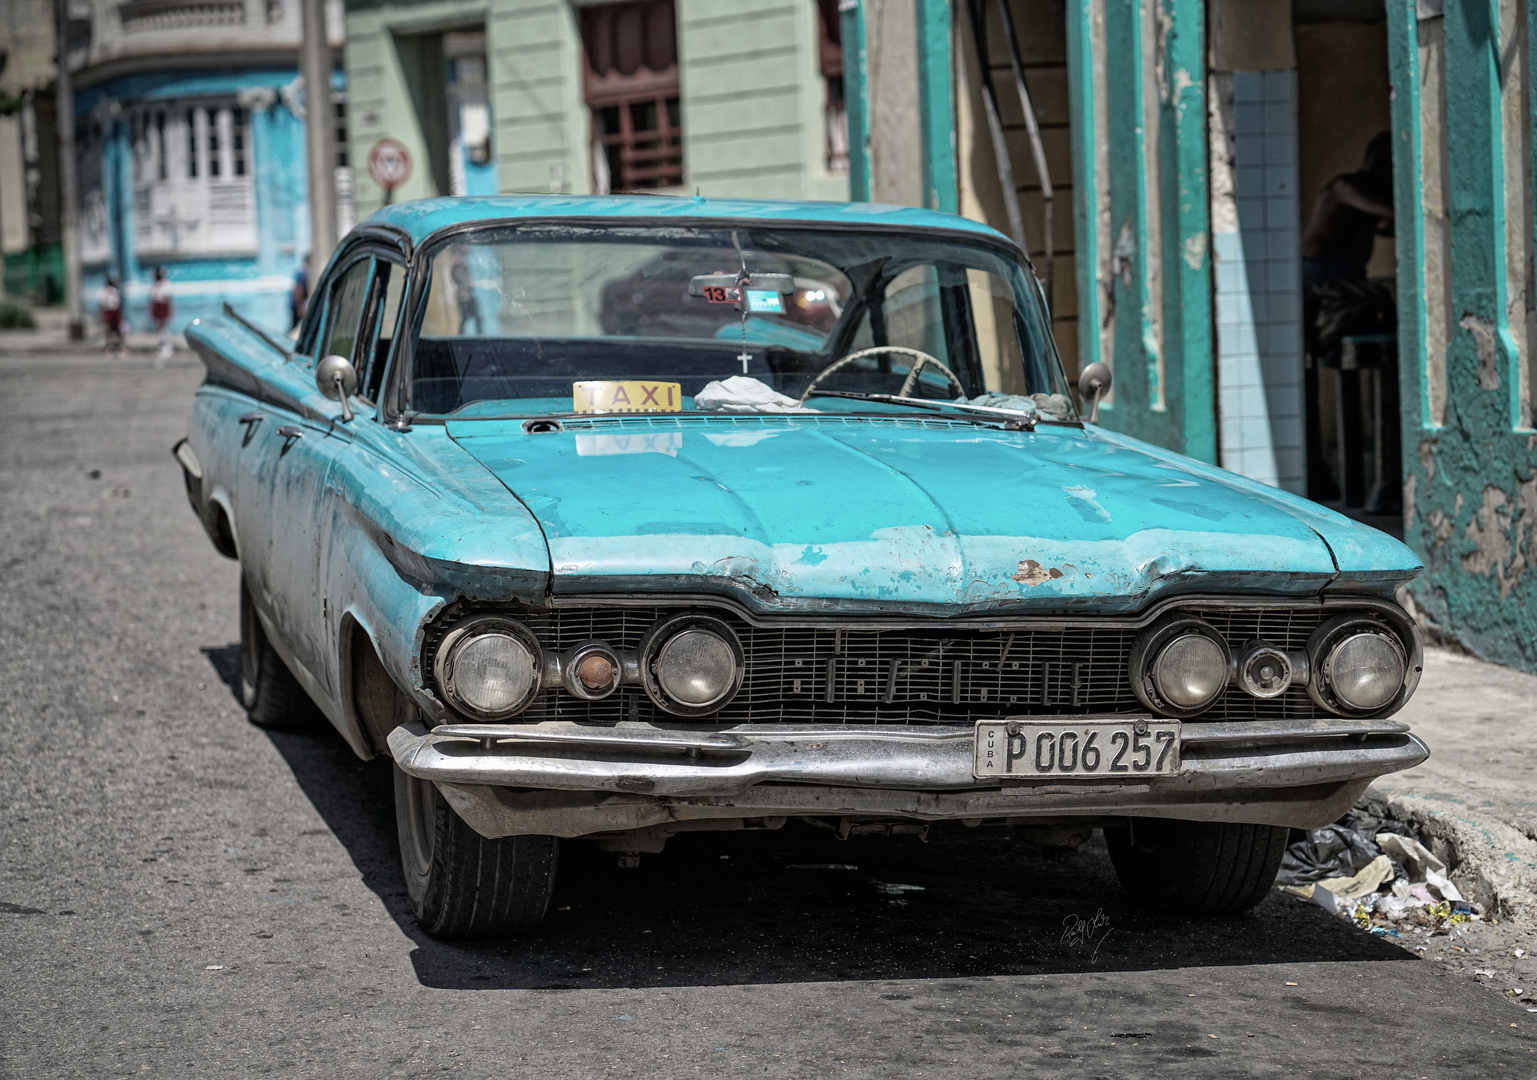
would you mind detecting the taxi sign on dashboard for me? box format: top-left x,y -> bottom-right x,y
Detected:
572,380 -> 681,414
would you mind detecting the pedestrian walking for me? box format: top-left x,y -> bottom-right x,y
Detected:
291,256 -> 310,330
451,252 -> 482,335
150,267 -> 174,367
99,277 -> 126,359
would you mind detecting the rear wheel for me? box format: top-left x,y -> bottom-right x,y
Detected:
239,578 -> 320,728
1105,818 -> 1288,915
393,766 -> 559,938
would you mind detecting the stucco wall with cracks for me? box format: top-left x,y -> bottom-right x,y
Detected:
1391,0 -> 1537,673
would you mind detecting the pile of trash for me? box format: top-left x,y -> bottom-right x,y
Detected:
1276,811 -> 1480,938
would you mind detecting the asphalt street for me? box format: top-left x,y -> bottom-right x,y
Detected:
2,343 -> 1534,1079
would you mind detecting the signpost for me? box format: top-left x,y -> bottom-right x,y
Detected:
367,139 -> 413,204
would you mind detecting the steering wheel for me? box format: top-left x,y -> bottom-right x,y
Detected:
797,346 -> 966,405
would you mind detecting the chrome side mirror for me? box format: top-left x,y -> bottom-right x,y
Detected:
316,354 -> 358,423
1077,361 -> 1112,424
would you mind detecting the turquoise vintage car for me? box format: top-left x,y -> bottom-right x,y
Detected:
175,195 -> 1428,938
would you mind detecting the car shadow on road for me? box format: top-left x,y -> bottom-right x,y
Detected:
203,645 -> 1415,993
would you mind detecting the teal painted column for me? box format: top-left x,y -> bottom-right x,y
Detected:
840,0 -> 871,202
1447,0 -> 1520,423
1100,0 -> 1157,425
1081,0 -> 1211,460
1156,0 -> 1214,464
1386,0 -> 1428,432
915,0 -> 956,213
1065,0 -> 1099,376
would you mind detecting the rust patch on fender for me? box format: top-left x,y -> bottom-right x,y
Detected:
1013,559 -> 1065,586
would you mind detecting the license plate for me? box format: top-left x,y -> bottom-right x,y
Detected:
972,719 -> 1181,779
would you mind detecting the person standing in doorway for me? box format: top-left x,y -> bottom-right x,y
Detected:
150,267 -> 174,367
1300,131 -> 1395,504
1301,131 -> 1394,293
99,277 -> 125,359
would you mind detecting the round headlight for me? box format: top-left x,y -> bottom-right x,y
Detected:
658,630 -> 737,707
640,613 -> 745,716
1153,634 -> 1229,710
435,617 -> 542,719
1306,614 -> 1412,716
1129,614 -> 1230,717
1325,631 -> 1405,712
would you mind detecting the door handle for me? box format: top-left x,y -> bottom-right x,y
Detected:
275,425 -> 304,440
238,411 -> 265,426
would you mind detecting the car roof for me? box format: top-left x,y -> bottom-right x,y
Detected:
363,194 -> 1013,247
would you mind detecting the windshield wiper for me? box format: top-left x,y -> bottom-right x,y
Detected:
804,390 -> 1038,430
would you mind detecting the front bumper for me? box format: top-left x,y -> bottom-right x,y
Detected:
388,717 -> 1427,838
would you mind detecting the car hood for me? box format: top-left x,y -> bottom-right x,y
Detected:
445,416 -> 1419,613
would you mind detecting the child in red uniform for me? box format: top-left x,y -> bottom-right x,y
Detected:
150,266 -> 174,366
99,278 -> 125,358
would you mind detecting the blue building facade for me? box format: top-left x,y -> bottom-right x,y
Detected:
75,69 -> 345,333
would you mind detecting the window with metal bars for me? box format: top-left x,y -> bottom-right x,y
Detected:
580,0 -> 683,191
817,0 -> 848,174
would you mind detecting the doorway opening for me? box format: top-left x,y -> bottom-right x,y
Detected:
1294,0 -> 1399,531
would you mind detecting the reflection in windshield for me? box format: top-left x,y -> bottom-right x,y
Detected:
407,223 -> 1074,421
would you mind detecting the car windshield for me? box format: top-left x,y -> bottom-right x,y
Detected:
403,222 -> 1077,421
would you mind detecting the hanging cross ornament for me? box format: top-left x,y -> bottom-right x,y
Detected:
735,266 -> 752,374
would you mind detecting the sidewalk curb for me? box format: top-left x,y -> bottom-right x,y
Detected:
1363,789 -> 1537,923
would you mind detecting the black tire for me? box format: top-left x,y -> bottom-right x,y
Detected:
1105,818 -> 1289,916
393,765 -> 559,938
239,578 -> 320,728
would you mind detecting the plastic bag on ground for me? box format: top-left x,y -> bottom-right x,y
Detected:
1276,820 -> 1384,886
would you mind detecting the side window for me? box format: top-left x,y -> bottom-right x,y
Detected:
320,258 -> 373,365
358,260 -> 407,403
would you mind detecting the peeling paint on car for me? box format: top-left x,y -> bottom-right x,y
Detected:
1012,560 -> 1066,586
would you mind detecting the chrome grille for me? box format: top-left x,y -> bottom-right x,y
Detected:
424,603 -> 1325,725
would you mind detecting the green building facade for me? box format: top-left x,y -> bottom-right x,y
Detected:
343,0 -> 850,216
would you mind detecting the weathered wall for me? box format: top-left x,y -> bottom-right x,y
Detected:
865,0 -> 924,206
678,0 -> 847,200
1390,0 -> 1537,673
1071,0 -> 1213,462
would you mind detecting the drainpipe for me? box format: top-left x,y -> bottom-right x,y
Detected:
301,0 -> 337,270
839,0 -> 871,201
915,0 -> 957,213
54,0 -> 83,340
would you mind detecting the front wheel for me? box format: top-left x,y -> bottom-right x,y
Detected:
393,766 -> 559,938
239,578 -> 320,728
1105,818 -> 1288,916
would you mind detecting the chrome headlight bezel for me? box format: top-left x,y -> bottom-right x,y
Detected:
639,612 -> 745,717
1128,615 -> 1231,718
1307,613 -> 1412,717
432,615 -> 544,720
562,640 -> 622,701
